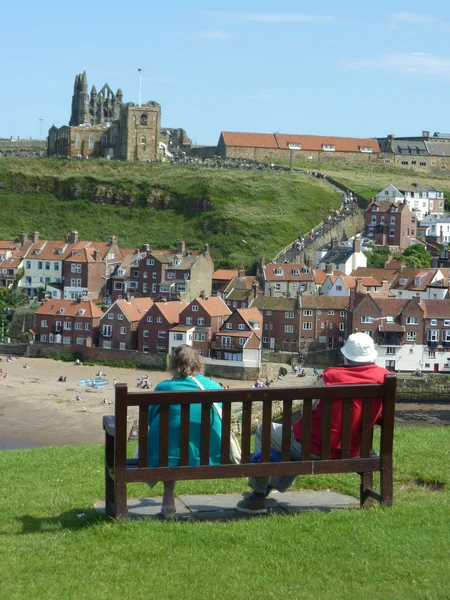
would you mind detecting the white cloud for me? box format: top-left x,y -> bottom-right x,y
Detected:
389,12 -> 437,27
196,30 -> 237,40
207,12 -> 338,24
340,52 -> 450,77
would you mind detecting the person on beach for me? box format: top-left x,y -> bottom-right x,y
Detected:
147,345 -> 223,519
236,333 -> 389,514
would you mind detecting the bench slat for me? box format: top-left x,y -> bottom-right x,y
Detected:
361,398 -> 373,458
241,400 -> 252,463
200,403 -> 211,465
341,398 -> 352,459
179,404 -> 190,466
261,399 -> 272,462
159,405 -> 169,467
281,399 -> 292,462
301,399 -> 312,460
321,401 -> 332,460
138,406 -> 148,468
220,402 -> 232,464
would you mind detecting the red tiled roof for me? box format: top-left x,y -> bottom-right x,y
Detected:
237,308 -> 263,328
212,269 -> 239,280
421,299 -> 450,318
35,300 -> 103,318
351,268 -> 398,283
155,300 -> 187,324
195,296 -> 232,317
221,132 -> 279,149
300,296 -> 349,309
276,134 -> 380,154
116,298 -> 154,322
264,263 -> 313,282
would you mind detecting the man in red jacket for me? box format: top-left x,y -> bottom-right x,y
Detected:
237,332 -> 390,514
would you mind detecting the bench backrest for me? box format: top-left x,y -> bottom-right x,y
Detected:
113,375 -> 396,480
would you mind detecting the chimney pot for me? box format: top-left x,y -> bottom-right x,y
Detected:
176,239 -> 186,254
32,231 -> 39,244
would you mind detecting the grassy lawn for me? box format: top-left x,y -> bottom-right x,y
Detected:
0,427 -> 449,599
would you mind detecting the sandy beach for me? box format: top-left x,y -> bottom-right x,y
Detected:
0,355 -> 308,450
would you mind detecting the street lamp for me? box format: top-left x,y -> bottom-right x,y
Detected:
137,69 -> 142,107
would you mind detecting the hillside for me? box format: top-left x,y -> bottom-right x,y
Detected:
0,158 -> 341,270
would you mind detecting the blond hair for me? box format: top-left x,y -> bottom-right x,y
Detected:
170,345 -> 204,379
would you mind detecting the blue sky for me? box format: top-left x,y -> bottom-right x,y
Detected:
2,1 -> 450,144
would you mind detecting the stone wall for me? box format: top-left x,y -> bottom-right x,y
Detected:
223,145 -> 375,164
27,342 -> 166,368
0,139 -> 46,158
0,343 -> 28,357
396,375 -> 450,400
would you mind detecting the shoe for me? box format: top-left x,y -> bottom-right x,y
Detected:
236,494 -> 268,514
154,505 -> 177,521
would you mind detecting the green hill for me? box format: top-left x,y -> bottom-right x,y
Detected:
0,158 -> 341,270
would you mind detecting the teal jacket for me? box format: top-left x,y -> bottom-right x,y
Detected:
148,375 -> 223,467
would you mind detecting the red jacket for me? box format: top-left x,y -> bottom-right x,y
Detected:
292,364 -> 389,458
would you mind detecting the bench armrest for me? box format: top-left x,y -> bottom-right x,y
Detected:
103,415 -> 115,436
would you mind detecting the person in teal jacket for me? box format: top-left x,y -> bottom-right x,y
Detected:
149,344 -> 223,519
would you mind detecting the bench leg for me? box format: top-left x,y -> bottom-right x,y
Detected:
380,455 -> 394,506
359,471 -> 374,508
105,431 -> 116,518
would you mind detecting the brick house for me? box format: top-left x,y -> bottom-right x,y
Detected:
99,297 -> 153,350
138,240 -> 214,302
31,298 -> 103,346
252,295 -> 349,352
219,269 -> 260,309
257,258 -> 315,297
110,250 -> 142,300
137,300 -> 187,354
170,295 -> 232,357
210,308 -> 262,363
365,201 -> 416,250
212,269 -> 239,295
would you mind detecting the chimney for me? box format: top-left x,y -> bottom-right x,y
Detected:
141,243 -> 150,252
355,278 -> 365,293
18,231 -> 28,245
94,248 -> 101,261
422,130 -> 430,138
306,254 -> 313,269
203,243 -> 209,254
238,266 -> 245,278
325,263 -> 333,274
69,230 -> 79,244
77,295 -> 83,304
108,235 -> 116,244
269,286 -> 274,297
32,231 -> 39,244
413,295 -> 421,305
176,239 -> 185,254
380,279 -> 390,295
353,236 -> 361,253
200,290 -> 206,299
259,256 -> 265,268
331,238 -> 339,250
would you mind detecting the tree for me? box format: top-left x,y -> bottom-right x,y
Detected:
401,244 -> 432,268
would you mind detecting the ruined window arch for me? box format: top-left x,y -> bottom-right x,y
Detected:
101,134 -> 107,146
75,134 -> 81,149
140,136 -> 146,150
89,134 -> 95,150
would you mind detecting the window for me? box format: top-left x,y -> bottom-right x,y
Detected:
158,331 -> 167,338
75,134 -> 81,149
327,310 -> 334,316
390,216 -> 395,224
427,330 -> 439,342
146,316 -> 153,323
118,342 -> 126,350
340,311 -> 345,317
140,135 -> 146,150
192,305 -> 199,312
76,337 -> 84,345
225,323 -> 232,329
303,310 -> 312,316
361,316 -> 373,323
167,272 -> 175,279
319,336 -> 326,343
420,162 -> 427,167
335,285 -> 342,291
238,323 -> 245,330
152,284 -> 156,293
406,317 -> 418,325
71,264 -> 82,273
63,322 -> 72,330
120,327 -> 126,335
156,316 -> 162,323
239,337 -> 246,346
321,322 -> 325,329
146,259 -> 154,266
117,314 -> 124,320
108,313 -> 114,320
45,261 -> 50,270
274,268 -> 284,276
40,319 -> 48,327
285,312 -> 294,319
153,272 -> 157,279
75,322 -> 82,330
285,325 -> 294,333
266,311 -> 272,316
143,330 -> 149,338
103,341 -> 112,349
322,144 -> 335,152
339,323 -> 345,331
442,330 -> 450,342
88,134 -> 94,150
430,319 -> 437,327
63,336 -> 71,345
143,283 -> 148,293
38,261 -> 43,270
197,317 -> 204,326
143,272 -> 148,279
290,269 -> 300,276
114,282 -> 123,290
102,325 -> 112,336
401,161 -> 408,166
386,347 -> 396,355
389,229 -> 395,237
186,317 -> 192,325
85,323 -> 91,331
407,331 -> 416,342
194,333 -> 205,342
303,322 -> 312,330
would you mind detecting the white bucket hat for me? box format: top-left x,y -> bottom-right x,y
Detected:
340,332 -> 377,363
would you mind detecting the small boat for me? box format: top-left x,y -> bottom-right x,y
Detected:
78,377 -> 108,388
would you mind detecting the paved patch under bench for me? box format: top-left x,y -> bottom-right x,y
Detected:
94,490 -> 359,521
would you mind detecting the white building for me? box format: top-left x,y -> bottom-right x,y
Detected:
376,184 -> 444,220
317,237 -> 367,276
420,214 -> 450,243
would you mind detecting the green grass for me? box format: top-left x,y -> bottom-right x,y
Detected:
0,158 -> 341,270
0,427 -> 449,599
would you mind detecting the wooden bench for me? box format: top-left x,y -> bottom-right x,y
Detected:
103,375 -> 396,520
